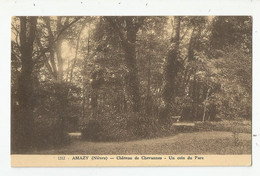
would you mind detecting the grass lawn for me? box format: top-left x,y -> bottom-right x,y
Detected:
35,131 -> 251,155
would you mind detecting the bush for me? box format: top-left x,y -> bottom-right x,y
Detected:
81,120 -> 104,141
127,114 -> 158,138
80,112 -> 168,142
33,116 -> 71,150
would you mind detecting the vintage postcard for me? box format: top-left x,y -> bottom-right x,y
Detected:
11,16 -> 252,167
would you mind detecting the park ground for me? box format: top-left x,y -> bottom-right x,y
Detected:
35,120 -> 251,155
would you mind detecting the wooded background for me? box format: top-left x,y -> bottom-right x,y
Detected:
11,16 -> 252,153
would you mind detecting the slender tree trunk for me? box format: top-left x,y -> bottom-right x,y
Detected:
55,36 -> 69,145
146,56 -> 152,115
202,88 -> 210,122
53,18 -> 67,145
91,90 -> 98,120
69,21 -> 87,83
82,34 -> 90,119
192,62 -> 198,120
56,39 -> 64,82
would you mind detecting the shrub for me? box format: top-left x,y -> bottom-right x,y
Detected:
33,116 -> 71,150
81,120 -> 104,141
80,112 -> 166,142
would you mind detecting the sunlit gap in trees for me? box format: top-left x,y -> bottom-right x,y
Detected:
61,26 -> 90,71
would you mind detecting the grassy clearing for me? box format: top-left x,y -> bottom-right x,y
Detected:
29,120 -> 252,155
36,131 -> 251,155
194,120 -> 251,133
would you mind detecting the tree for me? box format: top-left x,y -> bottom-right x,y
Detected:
36,16 -> 83,144
12,17 -> 37,152
162,16 -> 182,123
209,16 -> 252,120
105,17 -> 146,113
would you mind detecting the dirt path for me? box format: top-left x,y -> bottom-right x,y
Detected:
38,131 -> 251,155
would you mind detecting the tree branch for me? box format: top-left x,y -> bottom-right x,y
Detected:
134,16 -> 146,32
69,20 -> 87,83
36,16 -> 82,61
180,27 -> 189,41
35,33 -> 57,79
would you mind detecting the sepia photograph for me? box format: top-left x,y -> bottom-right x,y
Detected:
10,16 -> 252,166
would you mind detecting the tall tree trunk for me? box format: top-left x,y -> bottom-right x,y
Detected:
106,17 -> 142,113
82,34 -> 90,119
124,17 -> 141,112
52,17 -> 67,145
145,56 -> 152,115
55,34 -> 68,145
13,17 -> 37,153
187,25 -> 203,121
162,17 -> 181,123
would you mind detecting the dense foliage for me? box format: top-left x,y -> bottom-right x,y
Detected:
11,16 -> 252,153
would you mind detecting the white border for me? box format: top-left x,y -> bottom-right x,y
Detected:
0,0 -> 259,175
